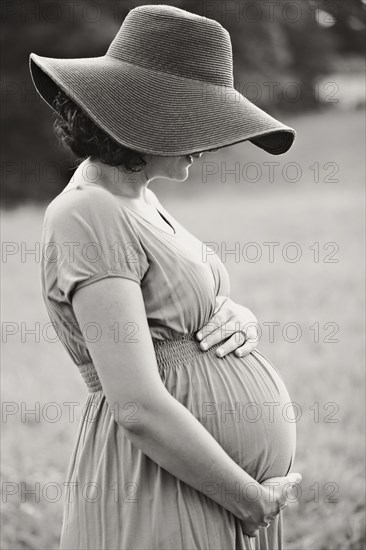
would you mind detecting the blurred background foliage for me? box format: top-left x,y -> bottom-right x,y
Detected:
1,0 -> 365,204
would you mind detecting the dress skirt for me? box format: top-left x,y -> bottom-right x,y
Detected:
60,334 -> 296,550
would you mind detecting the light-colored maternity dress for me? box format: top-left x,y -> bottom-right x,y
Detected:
40,181 -> 296,550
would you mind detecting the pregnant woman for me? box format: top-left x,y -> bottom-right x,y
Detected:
30,5 -> 301,549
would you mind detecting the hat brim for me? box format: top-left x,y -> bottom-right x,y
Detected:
30,53 -> 295,156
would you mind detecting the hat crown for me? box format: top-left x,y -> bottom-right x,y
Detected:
106,5 -> 234,87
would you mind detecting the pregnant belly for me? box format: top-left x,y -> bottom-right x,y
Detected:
153,335 -> 296,483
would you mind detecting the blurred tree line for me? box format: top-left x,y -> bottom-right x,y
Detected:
1,0 -> 365,205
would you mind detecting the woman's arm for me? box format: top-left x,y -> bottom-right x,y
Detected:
72,277 -> 297,535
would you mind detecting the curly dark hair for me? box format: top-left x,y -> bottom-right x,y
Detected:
52,90 -> 147,173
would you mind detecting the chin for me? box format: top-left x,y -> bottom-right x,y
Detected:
161,169 -> 190,182
174,170 -> 190,182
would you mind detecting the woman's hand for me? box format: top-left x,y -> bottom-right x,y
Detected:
242,472 -> 302,538
196,296 -> 259,358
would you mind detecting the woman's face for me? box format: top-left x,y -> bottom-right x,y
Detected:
144,152 -> 204,182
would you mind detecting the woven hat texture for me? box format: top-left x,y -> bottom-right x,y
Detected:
29,4 -> 296,156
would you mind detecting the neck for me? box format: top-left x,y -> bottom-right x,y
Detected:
81,157 -> 151,202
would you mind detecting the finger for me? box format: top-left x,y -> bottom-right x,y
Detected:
234,338 -> 257,357
201,319 -> 244,350
286,472 -> 302,486
196,296 -> 233,341
248,533 -> 258,539
234,327 -> 258,357
196,297 -> 230,341
215,332 -> 246,358
199,322 -> 229,350
241,520 -> 260,538
282,473 -> 302,501
196,314 -> 224,342
245,325 -> 259,343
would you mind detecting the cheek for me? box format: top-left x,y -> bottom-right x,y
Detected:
151,157 -> 189,180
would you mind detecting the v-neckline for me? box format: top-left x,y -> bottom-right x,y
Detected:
118,198 -> 177,237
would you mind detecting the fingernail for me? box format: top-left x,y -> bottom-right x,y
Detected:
236,350 -> 243,357
200,342 -> 208,351
216,348 -> 223,357
196,332 -> 202,340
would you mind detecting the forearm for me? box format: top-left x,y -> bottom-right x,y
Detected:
71,279 -> 262,522
120,391 -> 262,522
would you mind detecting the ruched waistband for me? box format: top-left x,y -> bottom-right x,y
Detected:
78,333 -> 224,393
153,333 -> 223,371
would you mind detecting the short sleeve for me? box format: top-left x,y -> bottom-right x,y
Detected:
42,186 -> 149,304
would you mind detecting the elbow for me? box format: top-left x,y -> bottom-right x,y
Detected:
110,394 -> 170,436
110,400 -> 147,435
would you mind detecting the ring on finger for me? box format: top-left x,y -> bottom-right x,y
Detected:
236,328 -> 247,343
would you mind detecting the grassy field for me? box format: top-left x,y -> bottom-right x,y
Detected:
1,108 -> 365,549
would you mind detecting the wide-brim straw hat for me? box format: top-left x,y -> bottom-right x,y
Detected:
29,4 -> 296,156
